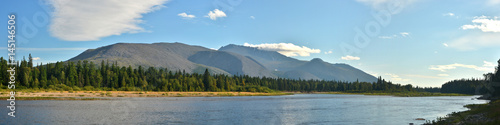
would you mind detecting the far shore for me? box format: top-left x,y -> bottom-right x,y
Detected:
283,91 -> 472,97
0,90 -> 293,100
0,90 -> 472,100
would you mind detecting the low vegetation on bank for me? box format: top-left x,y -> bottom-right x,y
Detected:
425,59 -> 500,124
0,96 -> 105,100
326,91 -> 470,97
0,57 -> 439,96
425,100 -> 500,125
0,89 -> 292,99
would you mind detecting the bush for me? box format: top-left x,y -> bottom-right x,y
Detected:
72,86 -> 81,91
234,85 -> 275,93
83,86 -> 94,91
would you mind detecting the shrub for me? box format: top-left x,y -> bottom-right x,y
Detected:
72,86 -> 81,91
83,86 -> 94,91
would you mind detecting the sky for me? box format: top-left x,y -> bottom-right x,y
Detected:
1,0 -> 499,87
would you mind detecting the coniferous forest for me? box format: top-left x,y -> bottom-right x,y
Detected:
440,61 -> 500,96
0,55 -> 443,93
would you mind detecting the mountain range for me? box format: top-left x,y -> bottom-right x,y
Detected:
68,42 -> 377,82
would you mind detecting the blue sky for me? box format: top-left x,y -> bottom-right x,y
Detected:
2,0 -> 500,87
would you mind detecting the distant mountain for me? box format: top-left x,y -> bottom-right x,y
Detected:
218,44 -> 307,71
219,44 -> 377,82
69,42 -> 375,82
188,51 -> 275,77
68,42 -> 275,77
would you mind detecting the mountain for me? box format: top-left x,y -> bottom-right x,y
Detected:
187,51 -> 275,77
218,44 -> 307,71
69,42 -> 375,82
68,42 -> 275,77
219,44 -> 377,82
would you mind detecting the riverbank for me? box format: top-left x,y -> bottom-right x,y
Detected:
0,90 -> 292,100
424,100 -> 500,125
321,91 -> 470,97
0,89 -> 469,100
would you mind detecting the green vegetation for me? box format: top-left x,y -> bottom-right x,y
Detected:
0,97 -> 105,100
441,78 -> 487,95
425,100 -> 500,125
328,91 -> 470,97
426,59 -> 500,124
0,55 -> 441,94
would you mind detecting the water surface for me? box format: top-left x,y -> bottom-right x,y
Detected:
0,94 -> 488,124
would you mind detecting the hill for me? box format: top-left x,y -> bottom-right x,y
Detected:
69,42 -> 375,82
68,42 -> 274,77
219,44 -> 377,82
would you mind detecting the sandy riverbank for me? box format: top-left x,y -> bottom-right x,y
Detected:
0,90 -> 292,99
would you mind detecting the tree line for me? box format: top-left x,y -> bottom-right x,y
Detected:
440,78 -> 485,95
1,55 -> 439,93
440,59 -> 500,96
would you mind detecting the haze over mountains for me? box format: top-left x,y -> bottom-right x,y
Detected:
69,42 -> 377,82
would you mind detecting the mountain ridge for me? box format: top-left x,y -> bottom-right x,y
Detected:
69,42 -> 376,82
219,44 -> 377,82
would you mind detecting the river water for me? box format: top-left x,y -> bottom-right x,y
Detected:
0,94 -> 488,125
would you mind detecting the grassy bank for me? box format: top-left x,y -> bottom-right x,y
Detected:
0,89 -> 292,99
425,100 -> 500,125
324,91 -> 471,97
0,97 -> 105,100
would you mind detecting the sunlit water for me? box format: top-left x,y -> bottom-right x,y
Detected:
0,94 -> 488,125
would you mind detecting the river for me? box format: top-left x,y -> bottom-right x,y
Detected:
0,94 -> 488,125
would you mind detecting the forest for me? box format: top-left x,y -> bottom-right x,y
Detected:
440,78 -> 486,95
2,55 -> 494,94
440,60 -> 500,96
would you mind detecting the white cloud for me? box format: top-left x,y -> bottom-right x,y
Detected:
447,33 -> 500,51
461,16 -> 500,32
437,74 -> 449,77
429,61 -> 496,72
400,32 -> 410,37
32,57 -> 41,61
250,16 -> 255,19
206,9 -> 226,20
355,0 -> 417,14
178,12 -> 195,18
443,13 -> 455,17
385,73 -> 399,78
324,50 -> 333,54
48,0 -> 168,41
385,73 -> 411,82
341,55 -> 361,60
243,43 -> 321,57
404,74 -> 445,79
378,32 -> 410,39
483,61 -> 496,67
443,43 -> 448,47
367,71 -> 379,77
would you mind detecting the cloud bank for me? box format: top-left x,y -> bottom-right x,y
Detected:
49,0 -> 168,41
243,43 -> 321,57
461,16 -> 500,32
429,61 -> 496,72
385,73 -> 410,82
